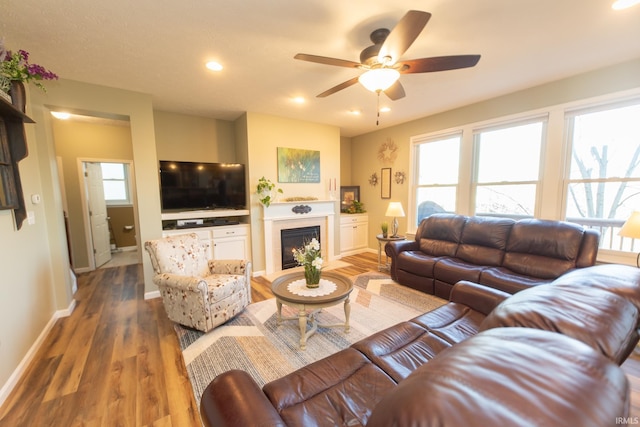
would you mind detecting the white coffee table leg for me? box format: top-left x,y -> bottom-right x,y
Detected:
299,308 -> 308,350
344,297 -> 351,333
276,300 -> 283,325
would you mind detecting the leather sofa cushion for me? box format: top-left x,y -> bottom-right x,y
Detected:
263,347 -> 395,426
433,258 -> 485,285
396,251 -> 440,276
456,215 -> 514,265
366,328 -> 629,427
352,321 -> 451,383
480,266 -> 553,294
502,219 -> 584,278
552,263 -> 640,314
418,214 -> 466,256
480,283 -> 639,364
411,302 -> 486,344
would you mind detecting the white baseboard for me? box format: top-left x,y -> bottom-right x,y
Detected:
0,298 -> 76,407
144,290 -> 160,300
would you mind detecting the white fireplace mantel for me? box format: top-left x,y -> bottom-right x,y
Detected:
262,200 -> 337,274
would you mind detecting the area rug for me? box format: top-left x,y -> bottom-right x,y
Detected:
174,272 -> 446,408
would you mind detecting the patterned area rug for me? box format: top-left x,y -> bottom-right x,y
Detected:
174,272 -> 446,408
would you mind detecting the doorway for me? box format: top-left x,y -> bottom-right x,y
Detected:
51,113 -> 141,272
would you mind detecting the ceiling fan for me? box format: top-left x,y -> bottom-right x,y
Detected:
294,10 -> 481,101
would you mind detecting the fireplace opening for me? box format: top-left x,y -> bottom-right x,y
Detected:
281,226 -> 321,270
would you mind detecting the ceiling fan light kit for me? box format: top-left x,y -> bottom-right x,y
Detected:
358,68 -> 400,92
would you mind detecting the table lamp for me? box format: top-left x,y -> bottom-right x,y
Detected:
619,211 -> 640,267
385,202 -> 405,238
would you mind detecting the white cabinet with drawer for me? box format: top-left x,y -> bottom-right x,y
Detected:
211,225 -> 249,260
161,224 -> 250,260
340,214 -> 368,254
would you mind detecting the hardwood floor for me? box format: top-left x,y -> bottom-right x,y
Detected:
0,252 -> 639,425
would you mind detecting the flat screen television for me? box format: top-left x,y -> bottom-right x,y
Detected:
159,160 -> 247,211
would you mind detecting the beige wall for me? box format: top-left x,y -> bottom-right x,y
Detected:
340,136 -> 352,185
351,58 -> 640,249
107,206 -> 137,248
52,119 -> 134,268
154,110 -> 236,162
244,112 -> 341,273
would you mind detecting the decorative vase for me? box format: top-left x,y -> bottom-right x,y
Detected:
9,81 -> 26,113
304,264 -> 320,288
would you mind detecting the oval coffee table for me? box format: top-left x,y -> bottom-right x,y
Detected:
271,271 -> 353,350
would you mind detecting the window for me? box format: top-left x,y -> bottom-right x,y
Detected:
565,100 -> 640,251
473,119 -> 545,217
100,162 -> 131,205
412,133 -> 461,226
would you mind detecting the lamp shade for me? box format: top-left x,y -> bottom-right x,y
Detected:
358,68 -> 400,92
385,202 -> 405,217
619,211 -> 640,239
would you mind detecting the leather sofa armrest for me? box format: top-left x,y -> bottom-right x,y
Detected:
200,370 -> 286,427
450,280 -> 510,315
385,240 -> 420,280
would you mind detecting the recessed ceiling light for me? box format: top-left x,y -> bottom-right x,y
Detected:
612,0 -> 640,9
206,61 -> 223,71
292,96 -> 305,104
379,107 -> 391,113
51,111 -> 71,120
349,110 -> 362,116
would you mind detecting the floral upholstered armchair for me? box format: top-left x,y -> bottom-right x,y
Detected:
144,233 -> 251,333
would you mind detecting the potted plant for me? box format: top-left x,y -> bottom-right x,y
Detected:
257,176 -> 282,207
292,237 -> 323,288
0,41 -> 58,108
381,222 -> 389,238
346,200 -> 366,214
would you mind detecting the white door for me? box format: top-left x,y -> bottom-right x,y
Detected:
85,162 -> 112,267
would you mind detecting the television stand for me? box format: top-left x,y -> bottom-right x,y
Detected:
160,209 -> 250,260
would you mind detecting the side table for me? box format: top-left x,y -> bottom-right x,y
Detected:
376,234 -> 405,271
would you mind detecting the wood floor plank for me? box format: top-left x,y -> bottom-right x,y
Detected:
41,305 -> 102,402
135,297 -> 171,426
1,252 -> 639,426
102,356 -> 137,427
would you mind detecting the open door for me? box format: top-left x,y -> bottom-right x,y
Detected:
85,162 -> 112,268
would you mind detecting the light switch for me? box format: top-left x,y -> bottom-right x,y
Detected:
27,211 -> 35,225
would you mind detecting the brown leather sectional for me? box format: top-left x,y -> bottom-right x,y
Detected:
200,264 -> 640,426
385,213 -> 600,298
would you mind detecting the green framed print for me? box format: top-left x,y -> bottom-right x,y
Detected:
277,147 -> 320,183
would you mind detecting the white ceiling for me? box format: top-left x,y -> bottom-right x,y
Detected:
1,0 -> 639,137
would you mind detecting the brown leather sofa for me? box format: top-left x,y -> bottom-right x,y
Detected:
385,213 -> 600,298
200,264 -> 640,427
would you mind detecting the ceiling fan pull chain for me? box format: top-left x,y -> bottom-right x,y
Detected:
376,90 -> 381,126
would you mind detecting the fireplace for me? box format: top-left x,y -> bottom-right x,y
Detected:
281,226 -> 321,270
262,200 -> 336,274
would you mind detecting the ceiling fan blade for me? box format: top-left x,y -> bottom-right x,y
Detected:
398,55 -> 481,74
384,80 -> 406,101
317,76 -> 360,98
378,10 -> 431,64
294,53 -> 363,69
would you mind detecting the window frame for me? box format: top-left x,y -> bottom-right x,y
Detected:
409,131 -> 463,229
562,97 -> 640,255
100,162 -> 132,206
471,116 -> 548,219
